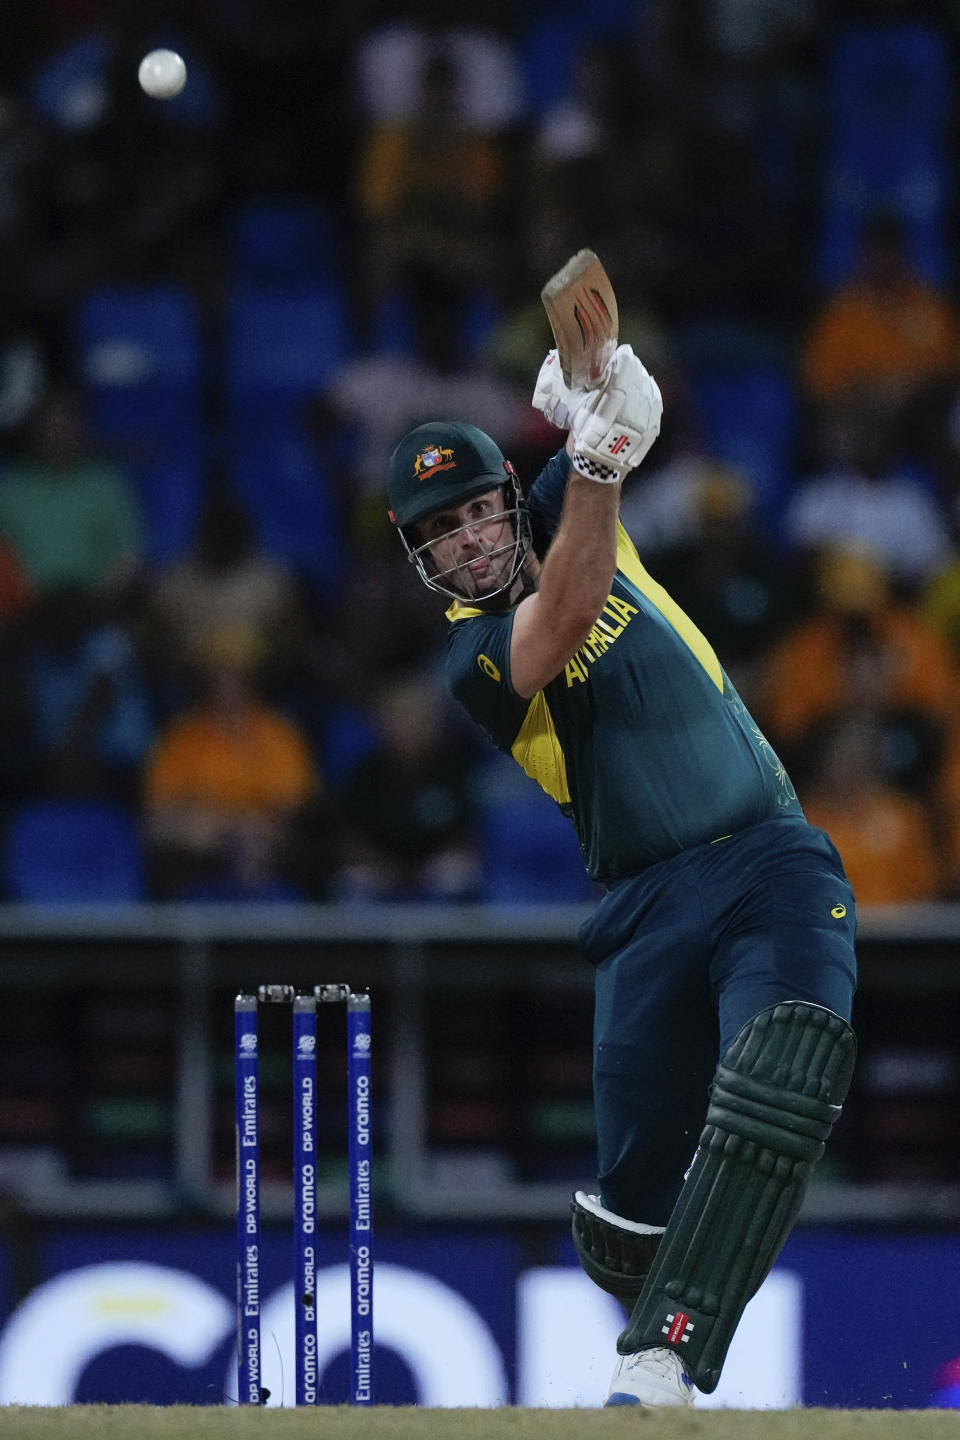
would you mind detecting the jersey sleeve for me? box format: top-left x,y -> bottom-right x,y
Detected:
444,610 -> 531,752
525,446 -> 571,559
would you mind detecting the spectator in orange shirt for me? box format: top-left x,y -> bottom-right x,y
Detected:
355,49 -> 507,304
762,548 -> 959,757
144,625 -> 318,899
801,209 -> 960,420
802,710 -> 941,905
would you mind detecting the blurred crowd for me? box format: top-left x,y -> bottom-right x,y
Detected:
1,0 -> 960,906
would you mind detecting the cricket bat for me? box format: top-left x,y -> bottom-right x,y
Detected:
540,248 -> 619,391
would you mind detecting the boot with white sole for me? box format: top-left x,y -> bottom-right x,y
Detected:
605,1345 -> 696,1407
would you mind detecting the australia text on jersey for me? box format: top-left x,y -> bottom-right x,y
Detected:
564,594 -> 639,686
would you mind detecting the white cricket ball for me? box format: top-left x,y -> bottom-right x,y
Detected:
138,49 -> 187,100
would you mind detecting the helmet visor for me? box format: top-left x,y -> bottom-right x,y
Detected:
400,490 -> 531,603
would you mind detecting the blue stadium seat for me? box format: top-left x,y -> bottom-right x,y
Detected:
3,801 -> 144,903
519,2 -> 635,114
370,287 -> 416,357
317,704 -> 379,783
224,283 -> 351,399
689,364 -> 798,534
818,151 -> 947,286
229,199 -> 341,282
75,286 -> 206,562
131,452 -> 203,567
75,285 -> 204,453
370,287 -> 498,361
828,24 -> 948,139
77,285 -> 202,389
222,283 -> 351,587
477,760 -> 598,904
226,417 -> 343,591
519,15 -> 583,112
818,24 -> 950,285
463,291 -> 499,361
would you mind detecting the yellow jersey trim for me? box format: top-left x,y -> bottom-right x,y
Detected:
446,600 -> 485,623
510,691 -> 571,804
615,524 -> 724,693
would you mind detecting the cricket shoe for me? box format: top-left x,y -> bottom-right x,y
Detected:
605,1345 -> 696,1407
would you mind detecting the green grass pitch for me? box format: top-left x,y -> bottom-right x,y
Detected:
0,1407 -> 956,1440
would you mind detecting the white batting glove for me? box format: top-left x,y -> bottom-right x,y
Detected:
569,344 -> 662,484
532,349 -> 589,431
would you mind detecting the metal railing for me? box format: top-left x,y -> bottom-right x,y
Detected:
0,901 -> 957,1224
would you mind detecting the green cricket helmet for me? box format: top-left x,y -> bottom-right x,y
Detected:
387,420 -> 531,602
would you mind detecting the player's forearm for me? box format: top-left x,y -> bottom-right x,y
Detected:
537,466 -> 620,631
508,464 -> 621,696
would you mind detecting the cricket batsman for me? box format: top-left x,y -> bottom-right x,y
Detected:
385,328 -> 857,1405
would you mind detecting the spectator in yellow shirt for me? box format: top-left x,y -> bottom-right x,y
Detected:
144,625 -> 317,898
802,710 -> 941,905
762,549 -> 959,752
801,210 -> 960,463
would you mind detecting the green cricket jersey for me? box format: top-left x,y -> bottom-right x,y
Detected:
444,448 -> 802,884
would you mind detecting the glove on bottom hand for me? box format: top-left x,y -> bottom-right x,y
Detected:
568,344 -> 663,482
